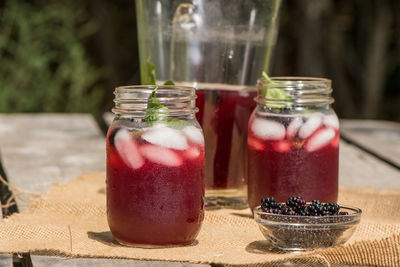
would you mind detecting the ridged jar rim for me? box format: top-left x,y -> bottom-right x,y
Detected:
114,85 -> 197,98
267,77 -> 332,87
112,85 -> 197,117
256,76 -> 334,106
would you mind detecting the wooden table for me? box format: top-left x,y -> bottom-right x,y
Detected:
0,114 -> 399,267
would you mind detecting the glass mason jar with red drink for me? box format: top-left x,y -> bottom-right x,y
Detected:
247,77 -> 339,211
106,85 -> 205,247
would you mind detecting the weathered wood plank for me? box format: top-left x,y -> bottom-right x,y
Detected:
339,140 -> 400,190
0,254 -> 11,267
30,256 -> 371,267
0,114 -> 106,211
341,119 -> 400,168
31,256 -> 210,267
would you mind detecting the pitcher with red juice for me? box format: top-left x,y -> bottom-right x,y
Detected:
247,77 -> 339,211
136,0 -> 282,208
195,84 -> 256,206
106,85 -> 205,247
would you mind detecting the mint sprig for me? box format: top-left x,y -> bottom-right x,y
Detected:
144,61 -> 177,122
260,72 -> 291,108
144,86 -> 169,121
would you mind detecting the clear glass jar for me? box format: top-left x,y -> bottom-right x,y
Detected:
106,85 -> 205,247
247,77 -> 339,211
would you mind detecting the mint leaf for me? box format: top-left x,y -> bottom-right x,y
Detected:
261,72 -> 273,97
265,88 -> 290,100
146,59 -> 156,85
145,60 -> 175,86
143,62 -> 184,124
164,80 -> 175,85
144,86 -> 169,122
166,118 -> 188,129
144,61 -> 167,121
260,72 -> 291,108
262,71 -> 273,84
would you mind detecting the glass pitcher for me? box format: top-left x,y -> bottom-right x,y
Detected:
136,0 -> 282,209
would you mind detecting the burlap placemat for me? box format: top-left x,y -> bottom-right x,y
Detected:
0,173 -> 399,266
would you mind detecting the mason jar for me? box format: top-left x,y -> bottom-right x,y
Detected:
247,77 -> 339,210
106,85 -> 205,247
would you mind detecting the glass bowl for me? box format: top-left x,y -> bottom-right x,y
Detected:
253,205 -> 362,252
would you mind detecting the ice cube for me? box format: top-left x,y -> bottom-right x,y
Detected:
115,129 -> 144,169
331,134 -> 340,148
298,113 -> 323,139
140,144 -> 183,167
142,127 -> 188,150
306,128 -> 336,152
182,126 -> 204,145
184,146 -> 202,159
251,118 -> 286,140
144,122 -> 168,130
273,140 -> 291,152
287,117 -> 303,139
324,114 -> 340,129
247,137 -> 265,151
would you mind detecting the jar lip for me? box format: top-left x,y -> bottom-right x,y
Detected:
269,76 -> 331,84
258,77 -> 332,89
113,85 -> 197,117
256,76 -> 333,107
115,85 -> 196,94
255,95 -> 335,106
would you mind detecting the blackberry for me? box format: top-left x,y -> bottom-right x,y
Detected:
284,206 -> 296,215
285,196 -> 307,215
261,197 -> 276,210
286,196 -> 304,207
270,202 -> 284,209
324,202 -> 340,215
297,199 -> 306,206
261,197 -> 275,204
305,205 -> 319,216
298,210 -> 307,216
271,209 -> 282,214
311,200 -> 321,206
107,128 -> 120,147
286,196 -> 296,207
277,203 -> 285,209
260,196 -> 348,217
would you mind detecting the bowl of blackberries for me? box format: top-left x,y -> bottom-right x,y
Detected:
253,196 -> 362,252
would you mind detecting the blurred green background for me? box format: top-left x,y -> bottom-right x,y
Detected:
0,0 -> 399,121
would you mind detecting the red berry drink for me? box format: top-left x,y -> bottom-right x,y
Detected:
107,122 -> 205,247
247,112 -> 339,211
195,85 -> 256,195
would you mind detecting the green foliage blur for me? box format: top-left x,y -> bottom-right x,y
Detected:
0,0 -> 398,120
0,0 -> 105,114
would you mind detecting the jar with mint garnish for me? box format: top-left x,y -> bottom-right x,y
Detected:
247,74 -> 339,211
106,84 -> 205,247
